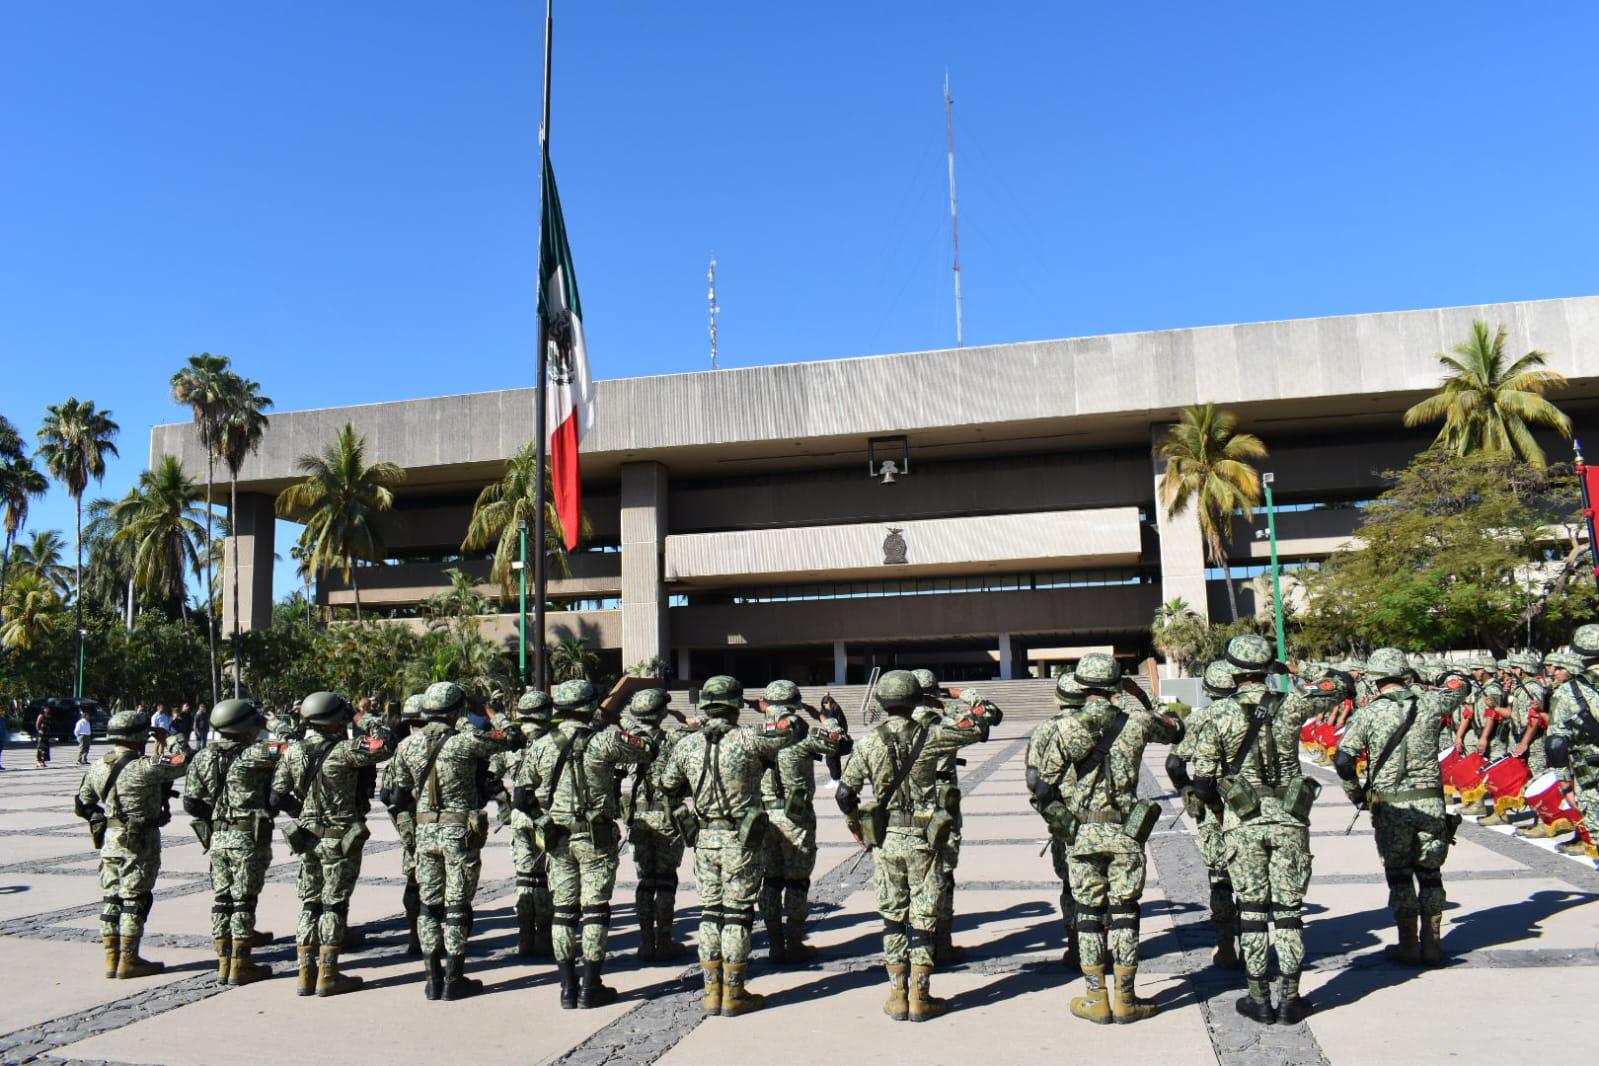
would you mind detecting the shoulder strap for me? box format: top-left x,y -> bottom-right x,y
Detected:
1363,696 -> 1419,790
1226,693 -> 1282,777
211,746 -> 248,820
418,733 -> 451,808
879,721 -> 931,808
542,730 -> 581,805
98,752 -> 136,821
1074,712 -> 1129,780
300,740 -> 341,812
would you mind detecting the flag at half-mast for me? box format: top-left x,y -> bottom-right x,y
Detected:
539,152 -> 594,551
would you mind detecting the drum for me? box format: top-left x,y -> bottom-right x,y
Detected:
1326,724 -> 1348,756
1482,756 -> 1532,800
1523,771 -> 1583,829
1301,720 -> 1318,746
1443,752 -> 1487,792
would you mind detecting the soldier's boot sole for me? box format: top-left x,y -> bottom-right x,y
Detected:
116,939 -> 165,979
1235,995 -> 1277,1024
576,960 -> 617,1009
883,964 -> 909,1021
214,939 -> 232,985
295,947 -> 318,997
102,935 -> 120,980
442,955 -> 484,1000
1278,997 -> 1313,1024
315,949 -> 362,997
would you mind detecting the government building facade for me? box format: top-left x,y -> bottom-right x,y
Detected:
151,295 -> 1599,685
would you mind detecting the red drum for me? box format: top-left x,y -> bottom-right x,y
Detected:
1481,756 -> 1532,801
1325,725 -> 1348,756
1443,752 -> 1487,792
1439,748 -> 1464,778
1523,771 -> 1583,829
1315,722 -> 1337,749
1301,720 -> 1318,745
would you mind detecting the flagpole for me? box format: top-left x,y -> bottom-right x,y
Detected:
533,0 -> 553,690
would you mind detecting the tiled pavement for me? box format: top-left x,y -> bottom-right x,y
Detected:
2,729 -> 1597,1065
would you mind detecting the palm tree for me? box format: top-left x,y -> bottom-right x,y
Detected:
82,492 -> 141,627
114,457 -> 207,619
1151,597 -> 1208,676
275,423 -> 404,621
36,398 -> 120,695
1158,403 -> 1267,623
1,570 -> 64,652
0,415 -> 24,462
1403,320 -> 1570,468
170,353 -> 232,702
289,541 -> 315,624
218,375 -> 272,691
547,635 -> 598,682
0,454 -> 49,602
9,529 -> 71,595
462,439 -> 591,597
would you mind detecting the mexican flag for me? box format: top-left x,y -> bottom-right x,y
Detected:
539,153 -> 593,552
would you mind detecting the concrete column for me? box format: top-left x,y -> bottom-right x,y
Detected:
1151,424 -> 1211,621
620,461 -> 669,672
832,641 -> 848,686
998,633 -> 1014,680
676,646 -> 692,684
221,492 -> 276,636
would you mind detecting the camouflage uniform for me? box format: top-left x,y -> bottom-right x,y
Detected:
1507,664 -> 1551,776
379,694 -> 425,954
838,670 -> 995,1023
182,699 -> 280,985
662,675 -> 804,1017
1335,648 -> 1466,968
516,679 -> 654,1009
758,679 -> 850,964
74,712 -> 188,979
497,689 -> 553,957
270,691 -> 394,997
622,688 -> 687,961
1025,674 -> 1087,969
913,670 -> 980,966
1194,636 -> 1346,1024
1545,630 -> 1599,852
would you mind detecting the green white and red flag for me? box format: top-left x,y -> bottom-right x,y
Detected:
539,152 -> 593,551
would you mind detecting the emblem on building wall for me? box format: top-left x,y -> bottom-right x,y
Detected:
883,527 -> 908,565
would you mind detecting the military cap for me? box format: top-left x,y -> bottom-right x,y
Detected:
401,694 -> 425,722
1054,673 -> 1088,709
106,710 -> 151,739
1202,660 -> 1237,699
1572,624 -> 1599,660
210,698 -> 262,734
1074,653 -> 1121,690
420,681 -> 466,719
911,669 -> 940,696
515,688 -> 552,720
1365,647 -> 1413,683
627,687 -> 672,721
762,680 -> 802,707
1223,634 -> 1275,675
875,669 -> 922,710
553,679 -> 600,713
1546,651 -> 1586,675
697,675 -> 743,714
300,691 -> 352,724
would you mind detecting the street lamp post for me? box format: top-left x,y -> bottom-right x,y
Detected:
77,628 -> 87,699
1262,473 -> 1289,691
517,519 -> 530,688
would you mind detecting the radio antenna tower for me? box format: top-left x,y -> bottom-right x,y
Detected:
708,255 -> 720,370
945,70 -> 964,348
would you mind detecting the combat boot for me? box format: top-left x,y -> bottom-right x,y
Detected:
229,941 -> 271,986
908,963 -> 949,1022
700,960 -> 722,1015
882,964 -> 909,1021
1212,920 -> 1240,969
102,935 -> 120,979
1384,914 -> 1421,965
636,905 -> 658,963
1069,967 -> 1112,1025
442,954 -> 483,1000
933,920 -> 965,965
1110,965 -> 1157,1023
295,946 -> 319,996
1420,913 -> 1444,966
423,953 -> 445,1001
577,959 -> 617,1009
784,919 -> 815,963
315,948 -> 363,997
404,883 -> 422,956
556,959 -> 579,1010
533,915 -> 554,958
765,922 -> 788,965
116,937 -> 165,979
1278,972 -> 1311,1024
1235,976 -> 1276,1023
214,937 -> 232,985
1479,810 -> 1508,826
720,962 -> 765,1017
1557,835 -> 1589,855
517,895 -> 539,958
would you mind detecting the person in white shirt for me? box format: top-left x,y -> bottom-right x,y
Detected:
73,709 -> 93,765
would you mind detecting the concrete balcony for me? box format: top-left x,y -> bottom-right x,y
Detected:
318,551 -> 622,607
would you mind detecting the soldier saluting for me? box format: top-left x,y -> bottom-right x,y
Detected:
622,687 -> 689,962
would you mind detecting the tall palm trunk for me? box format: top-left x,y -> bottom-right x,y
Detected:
203,437 -> 218,705
0,527 -> 14,604
74,492 -> 83,697
1215,536 -> 1241,622
125,576 -> 134,631
350,564 -> 362,622
230,473 -> 240,695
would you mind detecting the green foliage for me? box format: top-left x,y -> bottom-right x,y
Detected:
548,636 -> 598,683
461,439 -> 590,598
1151,597 -> 1208,675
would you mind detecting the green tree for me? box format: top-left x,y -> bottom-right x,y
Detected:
0,454 -> 49,602
82,492 -> 140,626
0,415 -> 24,462
218,374 -> 272,692
547,635 -> 598,682
1402,320 -> 1570,469
1,569 -> 64,651
461,439 -> 590,598
275,423 -> 405,621
9,529 -> 71,595
1151,597 -> 1208,676
114,456 -> 207,619
170,353 -> 232,702
36,397 -> 120,695
1157,403 -> 1267,622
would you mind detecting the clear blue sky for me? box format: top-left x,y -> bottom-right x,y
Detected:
4,2 -> 1598,602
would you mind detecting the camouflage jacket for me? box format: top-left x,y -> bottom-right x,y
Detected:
1194,680 -> 1345,830
270,713 -> 303,743
1508,677 -> 1550,737
759,721 -> 847,826
661,717 -> 800,827
1338,684 -> 1463,811
1039,696 -> 1179,854
517,719 -> 653,825
75,747 -> 187,833
840,709 -> 990,837
388,721 -> 510,815
621,718 -> 684,822
1173,699 -> 1226,765
270,718 -> 394,826
183,737 -> 279,845
1024,711 -> 1072,776
1549,668 -> 1599,786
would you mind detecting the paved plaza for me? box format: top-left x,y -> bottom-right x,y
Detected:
2,725 -> 1598,1066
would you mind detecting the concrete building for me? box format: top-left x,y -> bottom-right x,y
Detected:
152,295 -> 1599,684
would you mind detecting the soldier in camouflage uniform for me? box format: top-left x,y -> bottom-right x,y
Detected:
271,701 -> 305,744
270,691 -> 395,997
182,699 -> 281,986
1164,661 -> 1241,970
380,694 -> 425,954
1028,654 -> 1180,1025
1194,636 -> 1347,1025
1545,624 -> 1599,855
758,679 -> 850,964
662,675 -> 805,1017
1504,654 -> 1555,835
1334,647 -> 1467,969
500,688 -> 554,957
1025,672 -> 1088,970
622,687 -> 687,961
74,711 -> 189,979
838,670 -> 996,1023
516,679 -> 656,1009
910,669 -> 968,965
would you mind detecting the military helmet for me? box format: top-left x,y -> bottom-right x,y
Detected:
401,694 -> 425,723
1202,660 -> 1237,699
1546,651 -> 1585,675
515,688 -> 552,721
1054,673 -> 1088,709
420,681 -> 466,720
627,687 -> 672,721
553,679 -> 600,715
874,670 -> 921,710
1414,661 -> 1442,686
697,675 -> 744,715
1073,653 -> 1121,690
911,669 -> 939,696
210,698 -> 262,735
1509,652 -> 1542,673
1344,659 -> 1368,675
1365,647 -> 1413,683
762,680 -> 802,707
106,710 -> 150,740
300,691 -> 353,724
1572,624 -> 1599,660
958,686 -> 984,707
1223,634 -> 1275,675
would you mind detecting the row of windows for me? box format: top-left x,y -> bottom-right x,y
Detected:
718,567 -> 1157,604
1205,561 -> 1322,581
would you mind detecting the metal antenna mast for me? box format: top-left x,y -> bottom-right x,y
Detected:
708,256 -> 720,370
945,70 -> 964,348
